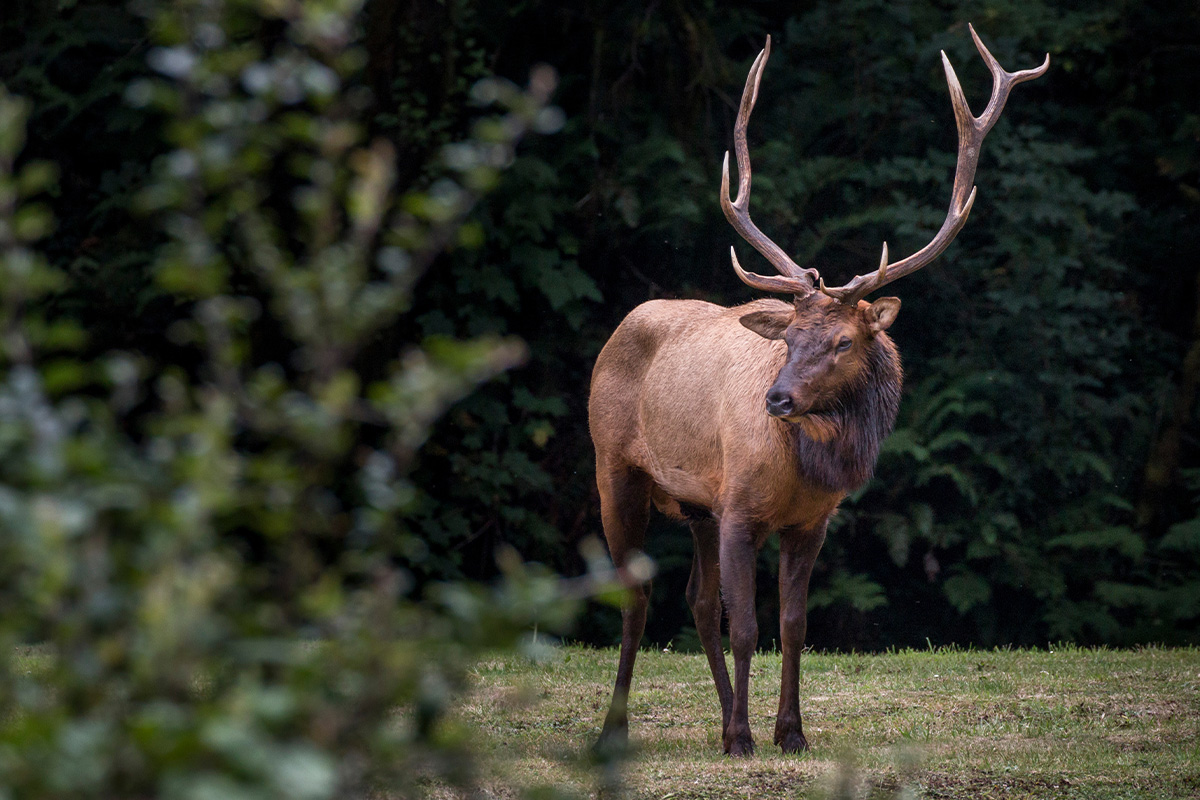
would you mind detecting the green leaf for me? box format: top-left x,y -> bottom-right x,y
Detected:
1045,527 -> 1145,560
1159,518 -> 1200,553
809,571 -> 888,613
943,572 -> 992,614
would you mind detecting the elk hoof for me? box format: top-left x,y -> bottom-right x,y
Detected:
777,729 -> 809,754
593,723 -> 629,759
723,730 -> 755,757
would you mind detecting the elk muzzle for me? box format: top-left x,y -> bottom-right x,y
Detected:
765,384 -> 816,419
765,387 -> 794,418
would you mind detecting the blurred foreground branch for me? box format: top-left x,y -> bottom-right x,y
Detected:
0,2 -> 603,798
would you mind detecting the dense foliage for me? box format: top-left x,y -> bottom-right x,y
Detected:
0,1 -> 600,797
1,0 -> 1197,692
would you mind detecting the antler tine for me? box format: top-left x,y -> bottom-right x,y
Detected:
721,36 -> 818,296
969,23 -> 1052,138
819,26 -> 1048,304
820,241 -> 889,298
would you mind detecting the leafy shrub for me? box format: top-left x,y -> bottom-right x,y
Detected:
0,1 -> 590,797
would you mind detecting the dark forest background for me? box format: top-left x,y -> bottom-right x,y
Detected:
4,0 -> 1199,653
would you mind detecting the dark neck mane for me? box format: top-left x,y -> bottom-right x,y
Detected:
791,338 -> 902,493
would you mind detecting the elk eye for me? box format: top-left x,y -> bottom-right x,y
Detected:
836,337 -> 852,352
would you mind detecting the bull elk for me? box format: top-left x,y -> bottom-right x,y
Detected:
588,26 -> 1048,756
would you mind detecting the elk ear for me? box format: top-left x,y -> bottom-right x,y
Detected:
739,309 -> 792,340
865,297 -> 900,333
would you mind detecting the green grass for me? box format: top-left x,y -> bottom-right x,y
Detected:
462,645 -> 1200,799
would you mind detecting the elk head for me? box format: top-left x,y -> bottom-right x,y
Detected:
721,28 -> 1048,427
738,293 -> 899,438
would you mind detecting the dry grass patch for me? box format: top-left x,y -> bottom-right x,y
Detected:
462,645 -> 1200,798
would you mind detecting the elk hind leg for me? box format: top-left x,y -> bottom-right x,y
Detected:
596,463 -> 653,749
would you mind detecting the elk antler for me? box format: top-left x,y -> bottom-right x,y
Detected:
722,27 -> 1049,304
818,25 -> 1050,304
721,36 -> 819,297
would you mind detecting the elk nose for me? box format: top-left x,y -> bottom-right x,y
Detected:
766,388 -> 794,417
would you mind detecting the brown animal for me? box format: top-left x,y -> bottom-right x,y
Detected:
588,27 -> 1048,756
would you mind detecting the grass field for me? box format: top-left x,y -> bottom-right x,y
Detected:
462,645 -> 1200,799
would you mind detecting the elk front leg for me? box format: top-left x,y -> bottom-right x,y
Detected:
686,517 -> 733,738
719,517 -> 764,756
774,521 -> 827,754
